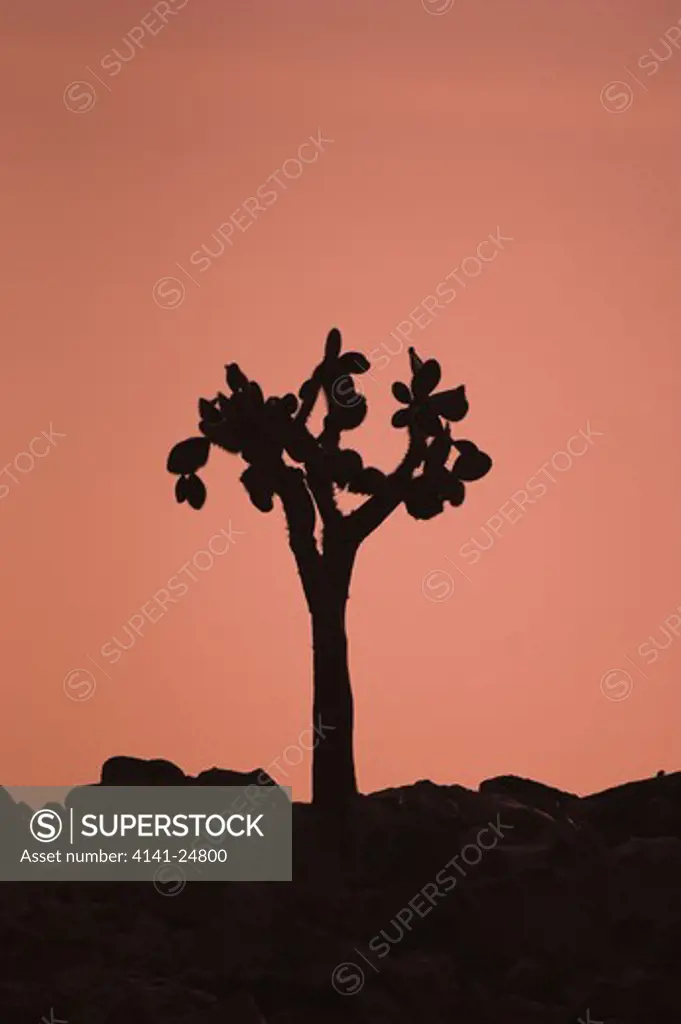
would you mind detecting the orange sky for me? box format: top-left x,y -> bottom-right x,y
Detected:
2,0 -> 681,800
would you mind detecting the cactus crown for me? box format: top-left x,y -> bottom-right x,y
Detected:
167,328 -> 491,523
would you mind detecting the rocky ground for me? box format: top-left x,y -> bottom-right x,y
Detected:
2,758 -> 680,1023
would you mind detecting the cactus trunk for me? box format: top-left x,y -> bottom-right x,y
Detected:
310,582 -> 358,807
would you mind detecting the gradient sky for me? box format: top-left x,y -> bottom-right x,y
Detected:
2,0 -> 681,800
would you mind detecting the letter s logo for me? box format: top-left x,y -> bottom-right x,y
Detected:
29,808 -> 63,842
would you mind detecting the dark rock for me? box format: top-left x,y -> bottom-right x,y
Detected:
193,767 -> 276,787
100,756 -> 187,786
479,773 -> 579,816
3,762 -> 681,1021
580,771 -> 681,845
99,756 -> 277,791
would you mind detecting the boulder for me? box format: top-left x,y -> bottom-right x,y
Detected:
100,756 -> 187,786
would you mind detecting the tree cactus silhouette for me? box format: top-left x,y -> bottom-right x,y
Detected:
167,328 -> 492,808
